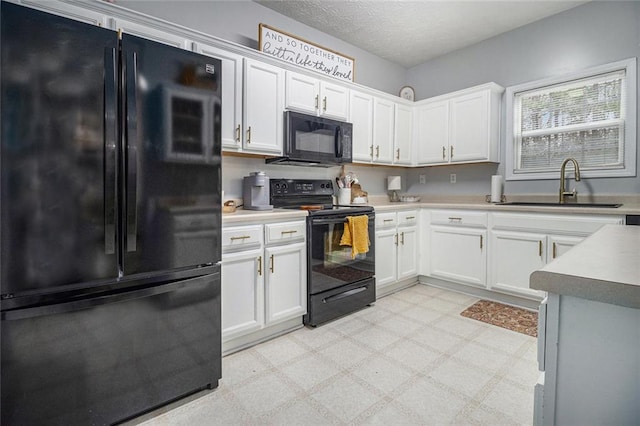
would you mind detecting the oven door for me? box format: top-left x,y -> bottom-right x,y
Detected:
285,111 -> 352,164
308,213 -> 375,295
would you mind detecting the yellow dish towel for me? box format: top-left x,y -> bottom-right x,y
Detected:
340,215 -> 370,259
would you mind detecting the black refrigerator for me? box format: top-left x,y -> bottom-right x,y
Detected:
0,3 -> 222,425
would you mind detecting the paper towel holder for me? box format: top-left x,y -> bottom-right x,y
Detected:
387,176 -> 401,202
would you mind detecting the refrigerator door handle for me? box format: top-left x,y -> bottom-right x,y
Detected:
1,273 -> 218,321
104,47 -> 118,255
125,51 -> 138,252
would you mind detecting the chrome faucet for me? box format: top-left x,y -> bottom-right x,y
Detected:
559,158 -> 581,204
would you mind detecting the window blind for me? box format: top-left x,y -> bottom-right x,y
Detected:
514,69 -> 626,173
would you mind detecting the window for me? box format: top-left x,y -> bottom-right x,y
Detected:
505,58 -> 636,180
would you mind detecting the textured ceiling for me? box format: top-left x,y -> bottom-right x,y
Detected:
256,1 -> 586,68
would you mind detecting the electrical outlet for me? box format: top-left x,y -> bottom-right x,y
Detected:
419,174 -> 426,184
450,173 -> 457,183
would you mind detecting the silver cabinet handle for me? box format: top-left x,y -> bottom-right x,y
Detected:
235,124 -> 241,142
269,254 -> 274,273
400,232 -> 405,245
257,255 -> 262,276
281,230 -> 298,235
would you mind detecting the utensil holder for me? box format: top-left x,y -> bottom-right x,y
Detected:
337,188 -> 351,205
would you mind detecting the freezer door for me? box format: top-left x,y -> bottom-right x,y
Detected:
0,3 -> 119,296
120,34 -> 222,276
1,272 -> 221,425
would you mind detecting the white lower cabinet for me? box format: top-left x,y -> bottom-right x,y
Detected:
221,220 -> 306,353
429,225 -> 486,287
489,230 -> 547,299
265,242 -> 306,324
426,210 -> 487,288
221,248 -> 264,339
488,212 -> 624,300
374,210 -> 419,295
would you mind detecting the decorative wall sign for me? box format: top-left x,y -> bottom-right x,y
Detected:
259,23 -> 355,82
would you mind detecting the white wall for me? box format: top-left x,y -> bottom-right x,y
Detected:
223,156 -> 408,200
116,0 -> 406,95
406,1 -> 640,197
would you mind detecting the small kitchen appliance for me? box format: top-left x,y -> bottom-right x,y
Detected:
266,111 -> 353,166
387,176 -> 402,202
243,171 -> 273,210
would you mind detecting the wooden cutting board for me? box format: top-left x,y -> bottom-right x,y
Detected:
300,205 -> 323,210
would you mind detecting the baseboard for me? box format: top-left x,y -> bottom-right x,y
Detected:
222,317 -> 303,356
418,276 -> 541,311
377,276 -> 419,298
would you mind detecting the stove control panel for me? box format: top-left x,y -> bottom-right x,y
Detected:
270,179 -> 334,196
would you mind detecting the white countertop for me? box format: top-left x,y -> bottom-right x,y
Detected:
531,225 -> 640,309
222,195 -> 640,224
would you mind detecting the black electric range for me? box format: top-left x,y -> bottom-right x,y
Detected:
270,179 -> 376,326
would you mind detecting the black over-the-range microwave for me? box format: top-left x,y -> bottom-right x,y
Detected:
266,111 -> 353,166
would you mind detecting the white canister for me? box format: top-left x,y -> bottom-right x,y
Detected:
337,188 -> 351,205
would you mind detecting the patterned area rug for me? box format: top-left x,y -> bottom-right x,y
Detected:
460,300 -> 538,337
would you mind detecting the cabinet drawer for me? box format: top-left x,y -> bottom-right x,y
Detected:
375,212 -> 397,229
222,225 -> 263,252
491,212 -> 623,234
265,221 -> 306,245
430,210 -> 488,228
397,210 -> 418,226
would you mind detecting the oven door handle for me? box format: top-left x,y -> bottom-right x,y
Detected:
311,216 -> 373,226
323,285 -> 369,304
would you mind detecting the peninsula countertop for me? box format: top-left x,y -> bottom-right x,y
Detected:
530,224 -> 640,309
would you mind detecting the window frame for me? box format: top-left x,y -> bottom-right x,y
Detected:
505,58 -> 636,181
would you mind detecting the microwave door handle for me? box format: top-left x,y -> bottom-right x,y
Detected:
335,126 -> 343,158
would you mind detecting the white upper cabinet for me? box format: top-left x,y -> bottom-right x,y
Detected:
285,71 -> 349,120
394,103 -> 413,165
372,97 -> 395,164
350,90 -> 396,165
19,0 -> 108,27
416,100 -> 450,164
349,90 -> 374,162
196,44 -> 243,151
243,58 -> 284,154
415,83 -> 503,166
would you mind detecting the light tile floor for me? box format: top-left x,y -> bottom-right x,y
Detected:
130,284 -> 538,425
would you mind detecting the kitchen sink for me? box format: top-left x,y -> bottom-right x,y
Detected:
497,201 -> 622,208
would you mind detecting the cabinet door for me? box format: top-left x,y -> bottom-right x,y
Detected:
449,90 -> 489,163
265,242 -> 306,325
197,44 -> 243,151
489,230 -> 546,299
375,228 -> 398,289
243,58 -> 284,154
221,248 -> 264,340
415,100 -> 449,164
394,103 -> 413,165
320,81 -> 349,120
429,226 -> 486,287
397,226 -> 418,280
110,17 -> 190,49
547,235 -> 584,263
349,90 -> 374,162
21,0 -> 108,26
372,97 -> 395,164
285,71 -> 319,115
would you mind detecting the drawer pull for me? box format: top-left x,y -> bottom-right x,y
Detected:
257,255 -> 262,276
230,235 -> 251,241
280,230 -> 298,235
539,240 -> 543,257
448,217 -> 462,222
383,219 -> 394,223
406,216 -> 415,220
552,242 -> 557,259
